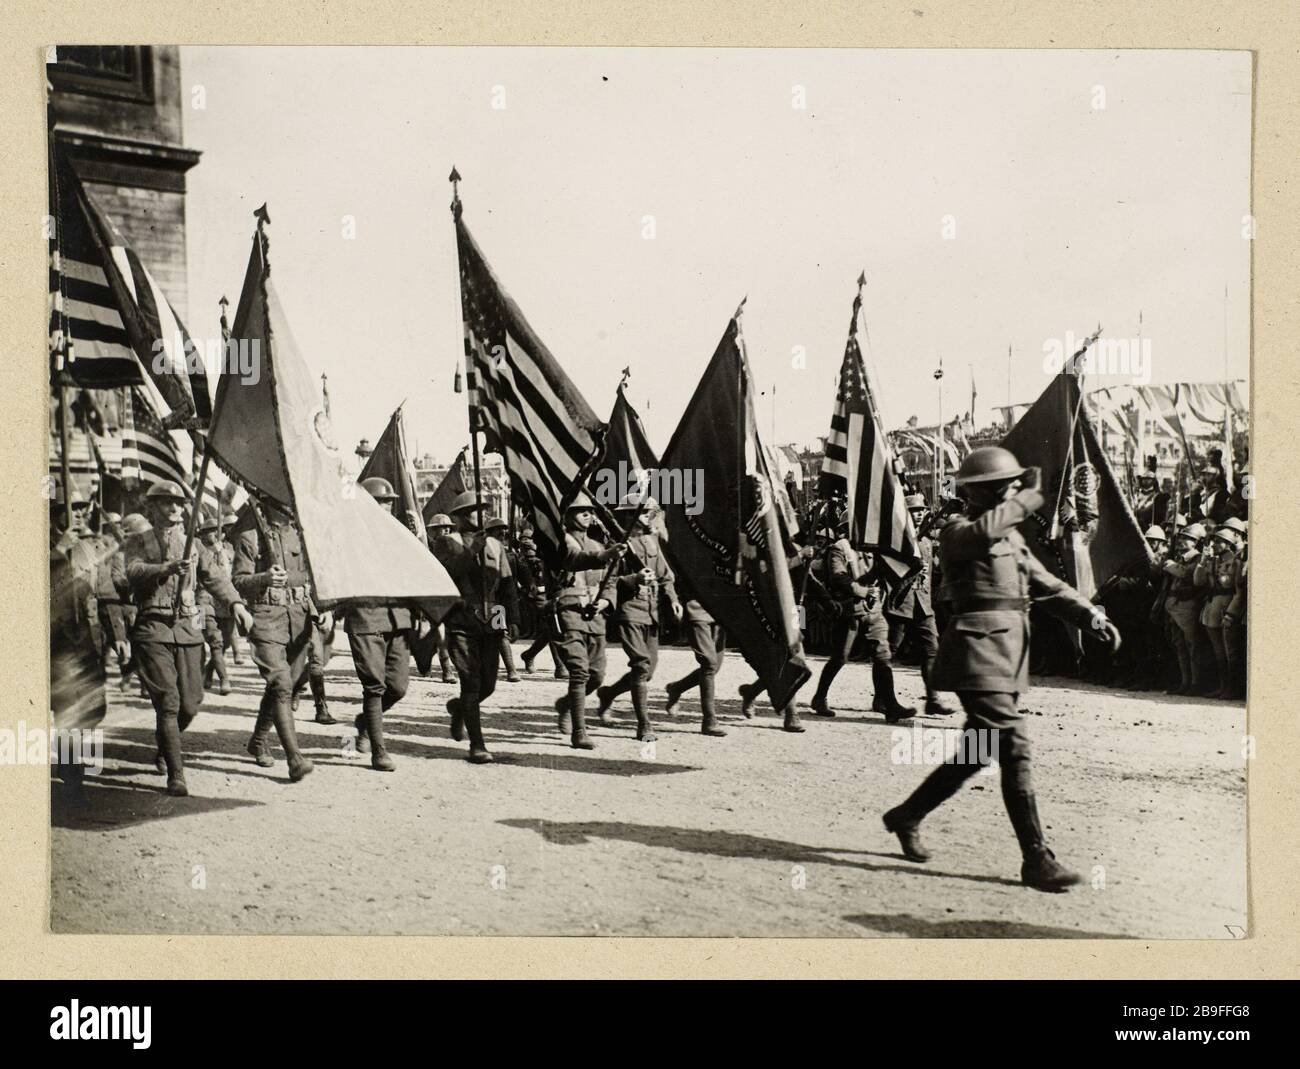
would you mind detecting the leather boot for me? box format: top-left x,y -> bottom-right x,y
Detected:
595,683 -> 618,725
352,712 -> 370,754
738,682 -> 758,719
554,694 -> 571,735
501,637 -> 521,683
447,697 -> 465,741
570,689 -> 594,750
663,679 -> 684,713
699,674 -> 726,736
872,662 -> 916,722
271,696 -> 314,782
1005,790 -> 1080,891
155,708 -> 185,787
882,805 -> 931,862
311,673 -> 335,724
782,704 -> 805,733
362,696 -> 392,772
460,697 -> 493,764
631,681 -> 655,742
247,697 -> 276,767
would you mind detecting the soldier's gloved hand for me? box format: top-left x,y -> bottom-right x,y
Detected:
114,640 -> 130,664
600,543 -> 627,563
233,603 -> 253,633
799,544 -> 816,560
268,564 -> 288,588
591,597 -> 610,618
167,556 -> 193,576
1019,466 -> 1041,491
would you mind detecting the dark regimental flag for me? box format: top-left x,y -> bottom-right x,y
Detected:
659,304 -> 810,711
421,447 -> 474,526
1002,367 -> 1151,598
601,380 -> 659,476
453,211 -> 607,565
359,405 -> 427,544
121,386 -> 190,493
50,153 -> 210,426
207,213 -> 456,614
817,276 -> 920,577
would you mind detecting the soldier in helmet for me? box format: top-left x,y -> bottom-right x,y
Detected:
662,576 -> 728,737
596,494 -> 682,743
424,513 -> 459,684
552,495 -> 627,748
1195,518 -> 1244,699
882,446 -> 1121,892
810,510 -> 915,723
84,509 -> 132,687
231,496 -> 318,781
484,514 -> 523,683
340,476 -> 418,770
123,481 -> 252,796
1221,518 -> 1247,700
427,493 -> 518,763
886,493 -> 954,717
196,509 -> 232,696
1161,522 -> 1206,695
1133,524 -> 1171,690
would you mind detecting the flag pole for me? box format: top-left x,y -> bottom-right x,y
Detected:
733,297 -> 748,587
450,167 -> 490,619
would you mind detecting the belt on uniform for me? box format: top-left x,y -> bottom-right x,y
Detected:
256,585 -> 309,606
953,597 -> 1028,614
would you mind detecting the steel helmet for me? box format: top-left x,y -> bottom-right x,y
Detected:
121,513 -> 152,537
954,446 -> 1026,486
1144,525 -> 1167,543
483,515 -> 508,533
197,509 -> 221,532
565,491 -> 596,514
360,476 -> 398,502
904,493 -> 927,510
1178,522 -> 1208,542
448,490 -> 487,515
615,492 -> 658,513
425,513 -> 453,530
1218,516 -> 1247,539
145,480 -> 187,502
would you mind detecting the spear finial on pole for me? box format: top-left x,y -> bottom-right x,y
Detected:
449,166 -> 462,219
618,366 -> 631,392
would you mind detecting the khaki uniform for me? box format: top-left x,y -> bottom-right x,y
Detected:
1162,552 -> 1201,691
553,528 -> 618,739
1195,548 -> 1239,696
889,487 -> 1102,863
601,532 -> 679,730
886,535 -> 941,701
124,517 -> 244,780
812,536 -> 898,713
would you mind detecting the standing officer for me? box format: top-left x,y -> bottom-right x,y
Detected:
810,515 -> 915,723
881,447 -> 1121,892
231,497 -> 317,781
886,493 -> 953,717
123,481 -> 252,796
552,495 -> 626,749
197,509 -> 232,696
1161,522 -> 1206,695
1221,519 -> 1247,700
484,514 -> 522,683
596,495 -> 682,743
341,477 -> 418,771
429,494 -> 517,764
1195,519 -> 1242,699
424,513 -> 459,684
663,579 -> 728,737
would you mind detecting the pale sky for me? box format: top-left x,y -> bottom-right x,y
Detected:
179,47 -> 1251,464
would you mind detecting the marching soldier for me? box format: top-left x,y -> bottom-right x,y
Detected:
518,532 -> 567,679
810,515 -> 915,723
552,496 -> 626,749
290,610 -> 336,724
596,495 -> 683,743
886,493 -> 954,717
882,447 -> 1121,892
663,580 -> 728,737
429,494 -> 519,764
1195,518 -> 1243,700
424,513 -> 459,683
88,510 -> 132,687
197,510 -> 232,696
341,477 -> 419,771
230,497 -> 317,781
123,481 -> 252,796
1161,522 -> 1206,695
219,511 -> 246,665
484,514 -> 523,683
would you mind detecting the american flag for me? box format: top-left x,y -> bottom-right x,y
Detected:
121,386 -> 190,493
453,209 -> 607,563
818,277 -> 920,576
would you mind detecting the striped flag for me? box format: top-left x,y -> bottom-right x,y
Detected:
453,210 -> 607,563
76,179 -> 210,426
121,386 -> 189,492
818,278 -> 920,577
48,149 -> 140,387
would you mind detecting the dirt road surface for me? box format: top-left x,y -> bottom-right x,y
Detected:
51,644 -> 1247,938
